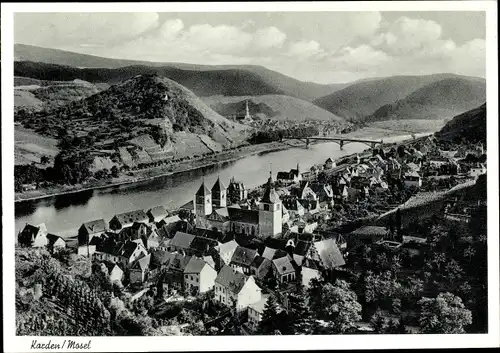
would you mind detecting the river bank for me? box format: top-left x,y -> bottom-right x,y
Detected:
14,127 -> 434,203
14,140 -> 301,203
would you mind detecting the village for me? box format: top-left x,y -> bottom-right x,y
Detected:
17,134 -> 487,335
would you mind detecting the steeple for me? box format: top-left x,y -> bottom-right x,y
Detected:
245,100 -> 250,119
196,180 -> 211,196
269,163 -> 274,183
261,176 -> 280,204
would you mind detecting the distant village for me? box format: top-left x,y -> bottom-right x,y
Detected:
17,135 -> 486,334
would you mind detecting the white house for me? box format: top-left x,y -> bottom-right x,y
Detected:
184,257 -> 217,294
214,265 -> 262,312
247,295 -> 269,331
469,164 -> 486,178
403,171 -> 422,188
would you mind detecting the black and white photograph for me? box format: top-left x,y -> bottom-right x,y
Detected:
2,1 -> 499,351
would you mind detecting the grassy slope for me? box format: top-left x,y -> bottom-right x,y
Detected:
201,94 -> 345,122
15,126 -> 59,165
15,77 -> 109,112
313,74 -> 485,121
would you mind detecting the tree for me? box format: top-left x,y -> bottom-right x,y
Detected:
287,281 -> 312,334
40,155 -> 50,165
318,280 -> 362,333
370,309 -> 387,333
257,294 -> 280,334
111,165 -> 120,178
418,292 -> 472,333
262,268 -> 277,290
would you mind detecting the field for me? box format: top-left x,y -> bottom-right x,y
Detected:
15,126 -> 59,165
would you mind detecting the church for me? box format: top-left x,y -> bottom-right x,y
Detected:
194,175 -> 282,238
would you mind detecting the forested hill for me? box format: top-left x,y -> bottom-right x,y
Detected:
435,103 -> 486,143
14,55 -> 343,101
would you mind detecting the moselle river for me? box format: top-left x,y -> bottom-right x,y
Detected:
14,134 -> 424,237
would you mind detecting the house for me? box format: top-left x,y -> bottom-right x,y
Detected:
292,181 -> 318,201
261,247 -> 288,261
168,231 -> 196,254
306,238 -> 345,271
148,250 -> 176,281
429,156 -> 451,168
147,206 -> 168,224
272,256 -> 296,284
109,210 -> 149,231
403,171 -> 422,188
281,197 -> 305,218
228,177 -> 248,203
119,222 -> 160,249
230,246 -> 258,275
301,261 -> 322,288
324,157 -> 336,169
78,219 -> 107,246
289,218 -> 318,234
332,184 -> 348,201
94,239 -> 149,269
18,223 -> 48,248
214,265 -> 262,311
247,295 -> 269,331
164,253 -> 192,291
158,214 -> 181,227
469,164 -> 486,178
106,262 -> 124,284
216,239 -> 239,265
129,254 -> 151,285
183,257 -> 217,294
276,164 -> 301,184
250,256 -> 272,280
46,233 -> 66,252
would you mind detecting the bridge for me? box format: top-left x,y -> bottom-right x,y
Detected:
292,136 -> 385,150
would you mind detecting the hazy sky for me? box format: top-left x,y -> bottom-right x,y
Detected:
14,11 -> 486,84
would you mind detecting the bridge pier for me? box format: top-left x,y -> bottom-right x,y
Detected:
339,140 -> 344,150
306,138 -> 310,148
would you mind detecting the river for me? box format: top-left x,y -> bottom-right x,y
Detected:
14,133 -> 426,237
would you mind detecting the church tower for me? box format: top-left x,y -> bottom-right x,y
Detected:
258,175 -> 282,237
195,180 -> 212,218
211,176 -> 227,208
245,100 -> 251,120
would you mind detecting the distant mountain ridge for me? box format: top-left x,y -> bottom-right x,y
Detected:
435,103 -> 486,143
313,74 -> 486,122
202,95 -> 345,122
14,44 -> 347,101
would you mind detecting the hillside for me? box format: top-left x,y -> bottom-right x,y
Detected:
366,78 -> 486,122
16,74 -> 246,155
202,95 -> 345,122
14,44 -> 346,100
435,103 -> 486,143
15,77 -> 109,112
313,74 -> 486,121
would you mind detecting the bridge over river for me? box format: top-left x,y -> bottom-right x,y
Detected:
291,136 -> 384,150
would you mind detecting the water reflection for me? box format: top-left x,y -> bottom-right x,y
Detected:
53,189 -> 94,210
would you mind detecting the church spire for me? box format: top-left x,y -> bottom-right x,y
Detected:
245,100 -> 250,119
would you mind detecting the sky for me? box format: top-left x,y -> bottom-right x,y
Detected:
14,11 -> 486,84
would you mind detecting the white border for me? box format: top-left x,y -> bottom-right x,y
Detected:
2,2 -> 499,352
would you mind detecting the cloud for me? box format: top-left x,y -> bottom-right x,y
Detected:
286,40 -> 324,58
15,13 -> 160,47
253,26 -> 286,49
14,12 -> 485,83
